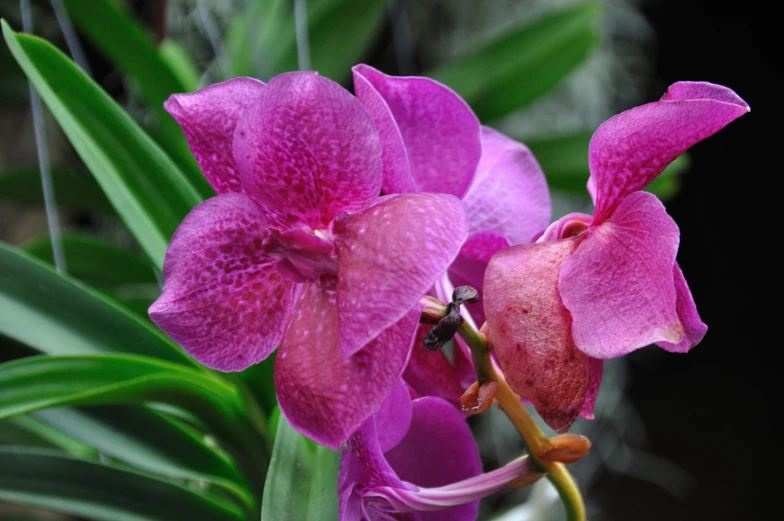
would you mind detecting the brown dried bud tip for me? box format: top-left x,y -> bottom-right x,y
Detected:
423,311 -> 461,351
539,434 -> 592,464
452,285 -> 479,305
419,295 -> 448,324
460,380 -> 498,415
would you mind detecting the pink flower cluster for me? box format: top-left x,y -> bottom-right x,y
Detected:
149,66 -> 747,519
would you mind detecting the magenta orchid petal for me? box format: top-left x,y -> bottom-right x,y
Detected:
164,78 -> 266,195
463,127 -> 551,243
589,81 -> 749,222
149,193 -> 297,372
352,64 -> 482,199
448,231 -> 510,327
403,325 -> 465,403
375,381 -> 413,453
559,192 -> 683,359
336,193 -> 468,357
656,262 -> 708,353
484,239 -> 592,432
579,358 -> 603,420
275,279 -> 418,449
233,72 -> 382,228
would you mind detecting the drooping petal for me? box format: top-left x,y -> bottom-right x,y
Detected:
656,262 -> 707,353
164,78 -> 265,194
352,64 -> 481,199
579,358 -> 603,420
234,72 -> 382,228
448,231 -> 510,327
463,127 -> 551,243
149,193 -> 297,371
589,81 -> 749,222
375,381 -> 413,452
383,397 -> 482,521
560,191 -> 682,359
275,279 -> 418,449
403,325 -> 465,403
336,193 -> 467,357
483,239 -> 591,432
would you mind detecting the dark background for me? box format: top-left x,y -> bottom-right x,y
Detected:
593,4 -> 765,521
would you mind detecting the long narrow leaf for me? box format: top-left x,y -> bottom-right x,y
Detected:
60,0 -> 212,197
0,415 -> 97,458
428,3 -> 600,121
0,242 -> 189,366
0,166 -> 114,214
261,415 -> 340,521
0,447 -> 245,521
33,406 -> 256,511
3,21 -> 203,267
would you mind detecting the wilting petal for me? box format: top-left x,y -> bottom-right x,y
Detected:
560,192 -> 682,359
383,397 -> 483,521
352,65 -> 481,199
234,72 -> 382,228
375,381 -> 413,452
589,81 -> 749,222
404,325 -> 465,403
656,263 -> 707,353
164,78 -> 265,194
448,231 -> 510,327
336,193 -> 467,357
484,240 -> 591,432
463,127 -> 551,243
579,358 -> 603,419
276,279 -> 418,449
149,193 -> 297,371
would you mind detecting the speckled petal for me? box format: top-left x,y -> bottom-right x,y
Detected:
234,72 -> 382,228
164,78 -> 265,194
656,262 -> 707,353
589,81 -> 749,222
483,239 -> 591,432
352,65 -> 481,199
560,192 -> 682,359
463,127 -> 551,243
336,193 -> 467,357
275,279 -> 418,449
149,193 -> 297,372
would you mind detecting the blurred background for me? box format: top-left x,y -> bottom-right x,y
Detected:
0,0 -> 761,520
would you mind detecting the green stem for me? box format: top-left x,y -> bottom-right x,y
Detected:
456,321 -> 586,521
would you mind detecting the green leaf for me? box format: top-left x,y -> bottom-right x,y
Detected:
23,233 -> 156,289
158,40 -> 201,93
428,3 -> 601,121
0,167 -> 114,214
32,407 -> 256,511
525,131 -> 689,198
261,415 -> 340,521
228,0 -> 385,82
2,21 -> 203,268
0,354 -> 266,471
0,415 -> 97,458
0,447 -> 245,521
0,242 -> 189,366
60,0 -> 212,197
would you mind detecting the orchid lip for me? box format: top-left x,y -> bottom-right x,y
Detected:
264,227 -> 338,282
361,456 -> 542,514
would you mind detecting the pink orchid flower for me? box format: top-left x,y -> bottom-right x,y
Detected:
483,82 -> 749,432
340,382 -> 541,521
148,72 -> 467,448
352,65 -> 551,402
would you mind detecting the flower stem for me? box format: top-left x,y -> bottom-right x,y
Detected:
455,321 -> 587,521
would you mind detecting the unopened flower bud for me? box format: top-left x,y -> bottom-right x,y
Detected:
460,380 -> 498,415
539,434 -> 592,464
